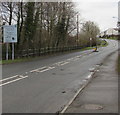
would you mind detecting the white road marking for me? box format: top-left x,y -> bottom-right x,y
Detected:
0,75 -> 28,87
2,52 -> 92,86
59,62 -> 69,66
39,67 -> 55,73
53,61 -> 69,66
30,66 -> 47,73
0,75 -> 19,82
89,68 -> 95,72
72,58 -> 79,61
67,58 -> 74,61
86,72 -> 94,79
75,56 -> 81,58
56,61 -> 65,65
60,71 -> 96,113
30,52 -> 91,74
52,61 -> 65,66
60,80 -> 88,113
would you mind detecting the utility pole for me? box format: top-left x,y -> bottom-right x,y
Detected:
118,1 -> 120,40
77,15 -> 79,46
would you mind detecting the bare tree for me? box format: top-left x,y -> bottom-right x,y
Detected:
80,21 -> 100,46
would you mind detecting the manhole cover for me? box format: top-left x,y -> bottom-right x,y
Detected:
81,104 -> 103,110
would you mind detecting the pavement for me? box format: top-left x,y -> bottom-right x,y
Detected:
65,49 -> 118,113
1,39 -> 118,113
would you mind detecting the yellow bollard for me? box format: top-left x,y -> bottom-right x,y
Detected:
93,48 -> 97,52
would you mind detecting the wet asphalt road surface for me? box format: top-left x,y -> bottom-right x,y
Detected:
65,49 -> 118,113
2,39 -> 118,113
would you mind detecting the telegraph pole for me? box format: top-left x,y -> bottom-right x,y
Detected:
77,15 -> 79,46
118,1 -> 120,40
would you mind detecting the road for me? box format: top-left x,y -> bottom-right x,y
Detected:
65,47 -> 118,113
2,39 -> 118,113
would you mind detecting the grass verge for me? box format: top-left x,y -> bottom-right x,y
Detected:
1,40 -> 108,65
99,39 -> 108,47
0,57 -> 35,65
104,37 -> 118,40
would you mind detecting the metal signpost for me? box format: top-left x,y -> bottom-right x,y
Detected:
90,38 -> 92,47
3,25 -> 17,60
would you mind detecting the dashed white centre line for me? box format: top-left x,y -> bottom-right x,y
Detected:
0,75 -> 28,87
30,66 -> 47,73
72,58 -> 79,61
67,58 -> 74,61
39,67 -> 55,73
59,62 -> 69,66
0,75 -> 19,82
2,53 -> 91,86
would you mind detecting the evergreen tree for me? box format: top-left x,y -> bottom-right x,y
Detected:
24,2 -> 35,49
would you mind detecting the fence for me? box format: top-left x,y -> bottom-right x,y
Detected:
2,45 -> 86,60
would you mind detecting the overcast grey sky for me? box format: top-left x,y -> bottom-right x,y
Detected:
74,0 -> 119,32
1,0 -> 119,32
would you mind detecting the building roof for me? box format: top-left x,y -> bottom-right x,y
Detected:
100,28 -> 118,37
106,28 -> 118,35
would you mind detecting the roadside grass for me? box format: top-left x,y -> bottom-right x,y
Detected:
0,48 -> 93,65
99,39 -> 108,47
105,37 -> 118,40
79,47 -> 93,51
0,57 -> 34,65
1,40 -> 108,65
1,55 -> 58,65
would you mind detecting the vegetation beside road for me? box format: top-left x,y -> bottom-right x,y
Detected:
1,40 -> 108,65
1,2 -> 108,65
1,2 -> 100,60
100,39 -> 108,47
0,47 -> 94,65
104,37 -> 118,40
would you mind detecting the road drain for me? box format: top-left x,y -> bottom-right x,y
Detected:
81,104 -> 103,110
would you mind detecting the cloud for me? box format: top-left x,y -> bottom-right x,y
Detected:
74,1 -> 119,31
73,0 -> 119,3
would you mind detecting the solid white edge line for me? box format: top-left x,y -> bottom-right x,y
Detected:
60,72 -> 95,113
86,72 -> 94,79
0,76 -> 28,87
60,84 -> 86,114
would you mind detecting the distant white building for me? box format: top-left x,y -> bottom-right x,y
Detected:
99,31 -> 105,37
106,28 -> 118,36
100,28 -> 118,37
